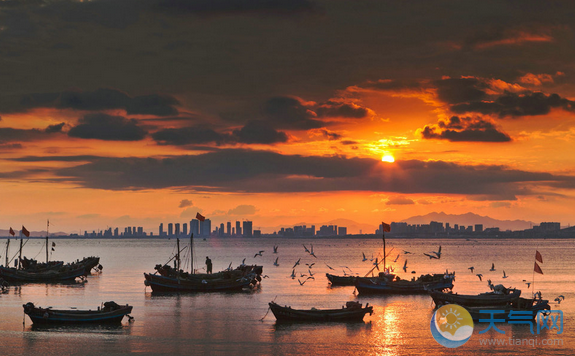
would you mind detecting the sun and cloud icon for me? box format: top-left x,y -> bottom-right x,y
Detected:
430,304 -> 474,348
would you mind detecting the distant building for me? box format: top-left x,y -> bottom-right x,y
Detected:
175,223 -> 180,236
338,227 -> 347,236
539,222 -> 560,231
200,219 -> 211,237
475,224 -> 483,233
183,223 -> 188,236
236,221 -> 242,236
227,222 -> 231,236
243,221 -> 253,237
159,223 -> 164,237
254,230 -> 261,237
190,219 -> 199,236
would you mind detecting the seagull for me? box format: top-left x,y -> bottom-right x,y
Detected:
300,273 -> 307,277
303,244 -> 310,254
489,263 -> 495,271
262,275 -> 269,278
325,263 -> 335,270
310,244 -> 317,258
305,263 -> 315,269
241,258 -> 246,266
525,282 -> 531,288
273,245 -> 278,254
403,250 -> 412,254
393,254 -> 400,263
476,274 -> 483,281
362,252 -> 368,262
298,278 -> 307,286
292,258 -> 301,269
340,266 -> 353,273
502,270 -> 508,279
468,266 -> 475,273
227,262 -> 232,271
373,257 -> 380,270
554,297 -> 563,304
290,269 -> 296,279
254,250 -> 264,258
423,253 -> 439,259
432,246 -> 442,259
402,260 -> 408,272
273,257 -> 279,266
308,269 -> 314,277
558,295 -> 565,300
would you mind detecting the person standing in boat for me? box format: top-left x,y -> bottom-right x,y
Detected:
205,256 -> 212,274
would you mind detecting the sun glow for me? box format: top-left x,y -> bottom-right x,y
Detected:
382,155 -> 395,162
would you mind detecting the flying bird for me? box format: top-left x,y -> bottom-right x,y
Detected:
305,263 -> 315,269
423,253 -> 439,259
393,254 -> 400,263
468,266 -> 475,273
432,246 -> 442,259
476,274 -> 483,281
273,245 -> 278,254
254,250 -> 264,258
402,260 -> 408,272
362,252 -> 368,262
554,297 -> 563,304
502,270 -> 508,279
308,269 -> 315,277
403,250 -> 412,254
325,263 -> 335,270
292,258 -> 301,269
303,244 -> 310,254
525,282 -> 531,288
290,269 -> 296,279
273,257 -> 279,267
309,244 -> 317,258
489,263 -> 496,271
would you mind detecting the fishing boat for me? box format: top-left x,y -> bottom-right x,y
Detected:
465,297 -> 550,321
23,301 -> 133,325
325,273 -> 357,286
143,233 -> 263,292
0,264 -> 88,283
428,287 -> 521,307
355,272 -> 455,295
268,301 -> 373,322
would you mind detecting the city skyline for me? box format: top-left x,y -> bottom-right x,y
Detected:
2,2 -> 575,234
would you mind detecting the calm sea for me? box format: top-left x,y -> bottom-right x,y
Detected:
0,237 -> 573,355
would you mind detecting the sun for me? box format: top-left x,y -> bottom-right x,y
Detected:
381,154 -> 395,162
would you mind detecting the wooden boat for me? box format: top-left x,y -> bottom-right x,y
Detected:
23,301 -> 133,325
429,288 -> 522,307
355,272 -> 454,295
269,301 -> 373,322
326,273 -> 357,286
465,297 -> 550,321
143,234 -> 263,292
0,264 -> 88,283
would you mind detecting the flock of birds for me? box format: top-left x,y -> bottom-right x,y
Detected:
242,243 -> 566,304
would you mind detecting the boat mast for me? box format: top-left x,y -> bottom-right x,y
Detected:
5,239 -> 9,267
176,238 -> 180,271
382,226 -> 386,272
190,233 -> 194,274
19,236 -> 23,269
46,220 -> 49,264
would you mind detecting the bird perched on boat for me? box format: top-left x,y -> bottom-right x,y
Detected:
489,263 -> 496,271
362,252 -> 368,262
468,266 -> 475,273
402,260 -> 408,272
476,274 -> 483,281
292,258 -> 301,269
273,245 -> 278,254
273,257 -> 279,267
502,270 -> 508,279
241,258 -> 246,266
393,254 -> 400,263
254,250 -> 264,258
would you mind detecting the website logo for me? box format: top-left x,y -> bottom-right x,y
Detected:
430,304 -> 474,348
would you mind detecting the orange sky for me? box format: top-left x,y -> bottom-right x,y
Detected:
1,1 -> 575,234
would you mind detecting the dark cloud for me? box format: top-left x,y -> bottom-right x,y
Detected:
434,78 -> 488,105
0,127 -> 56,144
179,199 -> 193,208
68,113 -> 147,141
152,126 -> 230,145
8,150 -> 573,200
386,197 -> 415,205
421,116 -> 511,142
263,96 -> 324,130
45,122 -> 66,133
450,91 -> 575,118
311,128 -> 342,141
232,120 -> 288,144
315,101 -> 371,119
155,0 -> 316,16
0,88 -> 179,116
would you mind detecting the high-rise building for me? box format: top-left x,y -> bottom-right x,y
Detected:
175,223 -> 180,236
227,222 -> 231,236
200,219 -> 211,237
159,223 -> 164,237
242,221 -> 253,237
219,223 -> 225,236
190,219 -> 199,236
168,223 -> 173,237
236,221 -> 241,236
183,223 -> 188,236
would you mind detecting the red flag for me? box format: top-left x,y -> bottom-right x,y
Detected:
534,262 -> 543,274
535,250 -> 543,263
21,226 -> 30,238
9,227 -> 15,236
381,222 -> 391,232
196,212 -> 206,222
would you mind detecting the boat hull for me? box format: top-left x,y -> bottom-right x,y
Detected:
355,276 -> 454,295
326,273 -> 357,286
144,273 -> 257,292
0,266 -> 87,283
465,298 -> 550,321
429,289 -> 521,307
23,302 -> 132,325
269,302 -> 372,322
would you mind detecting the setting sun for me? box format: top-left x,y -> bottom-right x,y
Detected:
382,155 -> 395,163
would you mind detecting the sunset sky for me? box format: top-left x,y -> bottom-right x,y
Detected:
2,1 -> 575,234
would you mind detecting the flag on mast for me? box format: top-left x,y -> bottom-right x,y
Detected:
9,227 -> 15,236
381,222 -> 391,232
534,262 -> 543,274
21,226 -> 30,238
196,212 -> 206,222
535,250 -> 543,263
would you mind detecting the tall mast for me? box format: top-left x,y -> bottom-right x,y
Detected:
190,233 -> 194,274
383,228 -> 386,272
19,237 -> 23,269
46,220 -> 49,264
5,239 -> 9,267
176,238 -> 180,271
